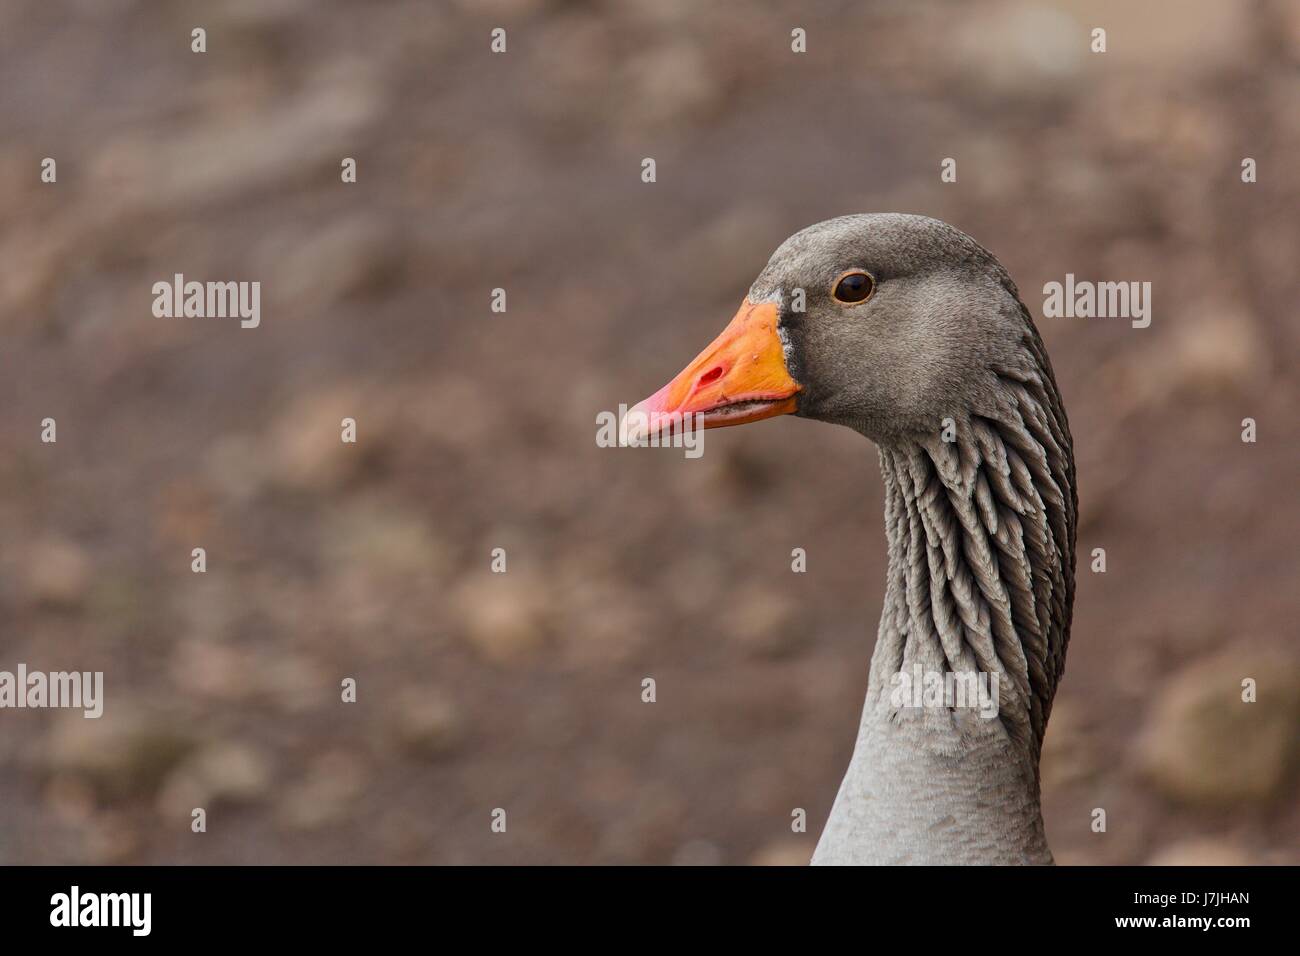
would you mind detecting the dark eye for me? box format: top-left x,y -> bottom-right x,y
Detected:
832,271 -> 874,303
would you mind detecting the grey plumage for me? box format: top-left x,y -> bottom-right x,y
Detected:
747,215 -> 1077,864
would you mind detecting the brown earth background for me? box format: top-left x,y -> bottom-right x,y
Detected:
1,0 -> 1297,864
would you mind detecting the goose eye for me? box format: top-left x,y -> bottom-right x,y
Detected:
832,271 -> 874,303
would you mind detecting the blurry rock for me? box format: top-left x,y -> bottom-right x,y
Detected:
750,840 -> 810,866
24,536 -> 91,609
390,689 -> 463,759
1103,307 -> 1269,415
455,573 -> 550,664
1136,650 -> 1300,806
158,740 -> 273,817
276,752 -> 366,831
1147,837 -> 1255,866
950,3 -> 1083,97
45,709 -> 196,800
265,384 -> 382,492
725,585 -> 805,660
1157,310 -> 1269,395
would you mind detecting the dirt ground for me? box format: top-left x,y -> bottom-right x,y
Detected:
0,0 -> 1297,864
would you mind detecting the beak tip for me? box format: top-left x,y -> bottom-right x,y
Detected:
621,401 -> 649,445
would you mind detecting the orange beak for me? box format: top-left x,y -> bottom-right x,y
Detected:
625,299 -> 800,442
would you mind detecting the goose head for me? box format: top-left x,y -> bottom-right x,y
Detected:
629,213 -> 1037,447
629,213 -> 1076,865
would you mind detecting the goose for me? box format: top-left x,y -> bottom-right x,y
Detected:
627,214 -> 1076,865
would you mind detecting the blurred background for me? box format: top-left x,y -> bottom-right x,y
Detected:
1,0 -> 1297,865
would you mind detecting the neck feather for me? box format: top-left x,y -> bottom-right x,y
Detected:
872,342 -> 1076,755
813,328 -> 1076,865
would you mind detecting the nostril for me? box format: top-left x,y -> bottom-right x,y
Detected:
698,366 -> 724,386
